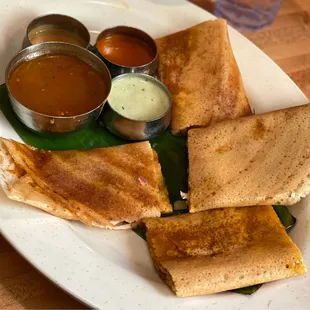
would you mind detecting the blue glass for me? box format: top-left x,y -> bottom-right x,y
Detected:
214,0 -> 283,32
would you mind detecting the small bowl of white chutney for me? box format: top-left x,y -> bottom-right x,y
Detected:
103,73 -> 171,141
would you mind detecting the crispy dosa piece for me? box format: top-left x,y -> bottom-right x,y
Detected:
0,141 -> 77,220
156,19 -> 251,135
188,104 -> 310,212
0,139 -> 171,229
142,206 -> 306,297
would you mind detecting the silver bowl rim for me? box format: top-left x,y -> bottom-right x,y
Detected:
5,42 -> 112,120
95,25 -> 158,69
26,13 -> 91,48
107,72 -> 171,123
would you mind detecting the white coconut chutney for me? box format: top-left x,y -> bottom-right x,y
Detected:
108,75 -> 170,121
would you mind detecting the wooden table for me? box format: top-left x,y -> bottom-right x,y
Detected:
1,0 -> 309,308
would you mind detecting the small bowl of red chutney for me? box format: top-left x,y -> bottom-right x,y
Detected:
94,26 -> 158,77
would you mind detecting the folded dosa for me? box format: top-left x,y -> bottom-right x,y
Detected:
142,206 -> 306,297
188,104 -> 310,212
156,19 -> 251,135
0,138 -> 172,229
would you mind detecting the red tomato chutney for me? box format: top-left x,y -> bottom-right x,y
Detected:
96,33 -> 155,67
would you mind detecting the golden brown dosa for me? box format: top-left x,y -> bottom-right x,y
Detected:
156,19 -> 251,135
188,104 -> 310,212
142,206 -> 306,297
0,138 -> 172,229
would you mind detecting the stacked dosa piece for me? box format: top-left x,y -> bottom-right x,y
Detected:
0,138 -> 172,229
142,206 -> 306,297
156,19 -> 252,135
188,104 -> 310,212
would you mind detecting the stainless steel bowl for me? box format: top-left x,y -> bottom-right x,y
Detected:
5,42 -> 111,134
95,26 -> 158,77
23,14 -> 90,49
103,73 -> 171,141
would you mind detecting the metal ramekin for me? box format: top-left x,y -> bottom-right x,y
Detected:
5,42 -> 111,135
103,73 -> 171,141
23,14 -> 90,49
94,26 -> 158,77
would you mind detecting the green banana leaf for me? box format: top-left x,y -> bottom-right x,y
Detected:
132,226 -> 147,241
231,284 -> 263,295
273,205 -> 296,230
0,84 -> 297,296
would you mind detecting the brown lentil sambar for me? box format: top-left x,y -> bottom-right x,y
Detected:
8,55 -> 108,116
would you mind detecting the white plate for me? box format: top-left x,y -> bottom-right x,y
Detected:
0,1 -> 309,309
